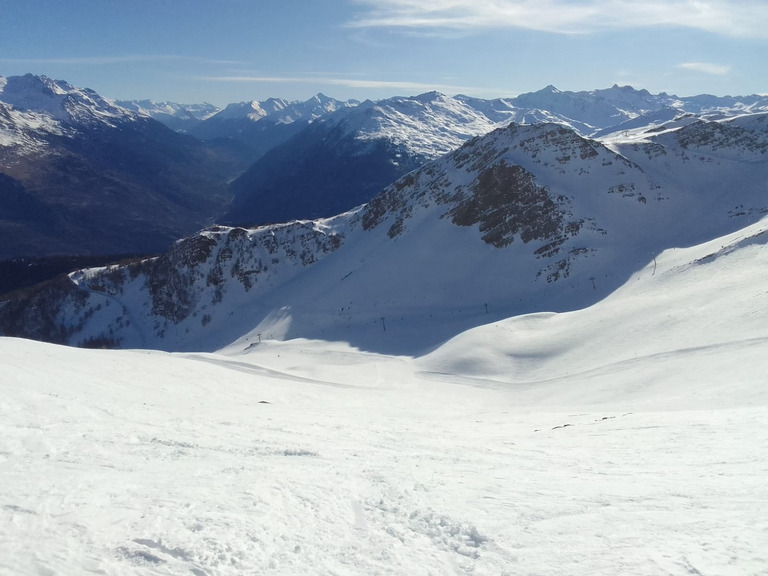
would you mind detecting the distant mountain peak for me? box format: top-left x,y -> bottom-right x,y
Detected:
0,73 -> 133,126
412,90 -> 447,103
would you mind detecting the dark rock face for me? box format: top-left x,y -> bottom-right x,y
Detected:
144,235 -> 219,322
445,161 -> 566,248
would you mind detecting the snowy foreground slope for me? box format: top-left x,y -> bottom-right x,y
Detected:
2,218 -> 767,576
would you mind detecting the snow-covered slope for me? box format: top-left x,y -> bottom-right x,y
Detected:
4,115 -> 766,353
1,208 -> 766,575
143,84 -> 768,145
0,100 -> 69,153
326,91 -> 503,159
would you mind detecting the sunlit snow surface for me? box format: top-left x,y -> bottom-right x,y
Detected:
2,220 -> 768,575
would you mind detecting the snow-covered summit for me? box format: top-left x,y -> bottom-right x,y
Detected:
113,99 -> 221,132
271,92 -> 358,125
0,73 -> 136,127
0,74 -> 141,153
509,84 -> 659,133
316,91 -> 505,159
212,99 -> 283,122
224,91 -> 518,226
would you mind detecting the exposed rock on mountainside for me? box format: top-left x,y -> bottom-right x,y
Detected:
446,161 -> 569,249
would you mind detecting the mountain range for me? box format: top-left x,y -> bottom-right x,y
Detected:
119,85 -> 768,229
2,109 -> 765,352
3,75 -> 767,248
129,83 -> 768,142
2,73 -> 767,292
220,85 -> 768,226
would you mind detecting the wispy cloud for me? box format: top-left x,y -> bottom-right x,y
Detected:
347,0 -> 768,39
0,55 -> 243,66
197,74 -> 482,94
677,62 -> 732,76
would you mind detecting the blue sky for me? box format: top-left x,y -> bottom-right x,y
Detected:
1,0 -> 766,106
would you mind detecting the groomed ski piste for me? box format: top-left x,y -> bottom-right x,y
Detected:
2,215 -> 767,575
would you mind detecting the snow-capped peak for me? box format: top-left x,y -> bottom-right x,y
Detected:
213,100 -> 271,122
310,92 -> 333,103
0,73 -> 134,126
412,90 -> 447,103
315,93 -> 505,159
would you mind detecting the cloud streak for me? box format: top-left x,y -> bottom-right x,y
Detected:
197,75 -> 482,94
348,0 -> 768,39
677,62 -> 732,76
